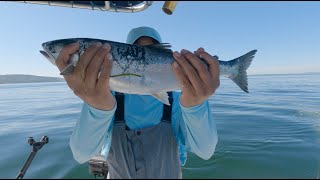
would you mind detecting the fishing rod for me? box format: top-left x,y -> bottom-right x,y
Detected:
16,136 -> 49,179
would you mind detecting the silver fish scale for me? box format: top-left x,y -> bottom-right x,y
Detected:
111,43 -> 148,74
41,38 -> 257,95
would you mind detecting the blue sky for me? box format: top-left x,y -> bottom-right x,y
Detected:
0,1 -> 319,77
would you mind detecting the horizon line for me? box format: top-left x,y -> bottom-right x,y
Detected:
1,72 -> 319,78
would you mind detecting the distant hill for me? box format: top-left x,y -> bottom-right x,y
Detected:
0,74 -> 64,84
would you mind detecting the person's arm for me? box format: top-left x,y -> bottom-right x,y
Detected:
172,92 -> 218,161
69,96 -> 116,164
54,42 -> 116,163
171,47 -> 220,162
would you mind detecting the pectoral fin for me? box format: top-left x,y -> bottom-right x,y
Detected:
60,64 -> 75,75
151,92 -> 170,106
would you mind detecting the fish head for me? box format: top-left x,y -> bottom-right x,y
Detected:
41,39 -> 78,66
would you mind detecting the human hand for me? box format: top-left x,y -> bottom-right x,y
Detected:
55,42 -> 115,111
172,48 -> 220,107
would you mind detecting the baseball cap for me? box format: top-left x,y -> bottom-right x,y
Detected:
126,26 -> 162,44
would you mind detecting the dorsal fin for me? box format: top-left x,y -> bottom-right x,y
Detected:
144,43 -> 173,53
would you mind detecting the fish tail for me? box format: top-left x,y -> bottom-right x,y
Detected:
228,50 -> 257,93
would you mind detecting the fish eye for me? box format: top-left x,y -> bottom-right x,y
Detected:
48,45 -> 55,53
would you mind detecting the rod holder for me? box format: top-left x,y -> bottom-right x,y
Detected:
16,136 -> 49,179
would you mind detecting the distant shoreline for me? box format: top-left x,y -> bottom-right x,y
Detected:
0,74 -> 64,84
0,72 -> 319,84
248,72 -> 320,76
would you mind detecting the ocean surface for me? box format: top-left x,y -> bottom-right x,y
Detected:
0,73 -> 319,179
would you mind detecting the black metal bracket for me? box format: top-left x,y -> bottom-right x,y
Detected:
16,136 -> 49,179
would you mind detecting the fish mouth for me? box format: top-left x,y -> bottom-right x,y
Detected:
41,47 -> 55,60
41,43 -> 54,58
40,50 -> 50,59
40,48 -> 56,65
41,41 -> 60,61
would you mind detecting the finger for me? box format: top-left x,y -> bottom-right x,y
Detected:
195,47 -> 219,61
196,47 -> 205,53
73,42 -> 103,79
180,49 -> 213,88
173,51 -> 204,93
56,42 -> 80,72
172,61 -> 193,92
198,51 -> 220,82
85,43 -> 111,88
97,53 -> 113,91
197,51 -> 220,91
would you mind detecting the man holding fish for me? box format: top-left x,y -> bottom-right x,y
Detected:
52,26 -> 222,178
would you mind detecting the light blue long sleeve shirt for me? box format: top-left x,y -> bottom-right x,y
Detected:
69,91 -> 218,166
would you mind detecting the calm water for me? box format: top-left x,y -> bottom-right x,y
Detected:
0,74 -> 319,179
